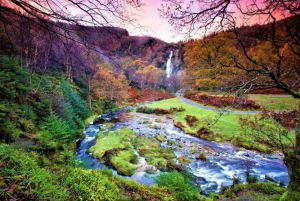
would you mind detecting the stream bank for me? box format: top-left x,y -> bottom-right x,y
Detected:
77,109 -> 289,194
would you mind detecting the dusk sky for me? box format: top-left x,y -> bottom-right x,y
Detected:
126,0 -> 182,43
125,0 -> 288,43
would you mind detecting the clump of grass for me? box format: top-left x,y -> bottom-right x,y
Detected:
88,128 -> 137,176
154,171 -> 203,201
220,182 -> 285,201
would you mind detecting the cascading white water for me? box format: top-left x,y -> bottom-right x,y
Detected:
166,51 -> 173,78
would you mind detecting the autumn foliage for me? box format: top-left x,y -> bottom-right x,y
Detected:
128,88 -> 174,104
261,110 -> 298,129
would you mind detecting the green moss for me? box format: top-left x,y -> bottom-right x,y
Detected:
149,124 -> 159,129
135,135 -> 176,171
100,123 -> 114,130
145,167 -> 157,174
89,128 -> 137,176
111,149 -> 137,176
155,118 -> 162,123
156,134 -> 166,142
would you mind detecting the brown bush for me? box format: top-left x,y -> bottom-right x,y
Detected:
174,121 -> 186,130
195,127 -> 214,139
261,109 -> 298,129
184,92 -> 261,110
184,115 -> 199,127
136,106 -> 146,113
170,106 -> 185,112
154,108 -> 172,115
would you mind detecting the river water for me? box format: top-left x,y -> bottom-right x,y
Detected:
77,110 -> 289,194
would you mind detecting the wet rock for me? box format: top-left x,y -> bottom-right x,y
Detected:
197,152 -> 207,161
100,123 -> 114,131
195,177 -> 207,185
265,175 -> 277,183
178,155 -> 192,164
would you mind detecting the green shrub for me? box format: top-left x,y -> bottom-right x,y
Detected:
64,168 -> 122,201
280,190 -> 300,201
154,171 -> 202,201
247,175 -> 259,184
0,144 -> 69,200
37,113 -> 70,150
144,107 -> 155,114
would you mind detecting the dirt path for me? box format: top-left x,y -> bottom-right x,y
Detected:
179,96 -> 260,115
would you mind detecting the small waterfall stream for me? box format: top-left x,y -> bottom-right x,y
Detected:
77,111 -> 289,194
166,51 -> 173,78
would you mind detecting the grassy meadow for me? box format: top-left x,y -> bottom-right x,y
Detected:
248,94 -> 299,111
146,97 -> 244,140
145,96 -> 295,153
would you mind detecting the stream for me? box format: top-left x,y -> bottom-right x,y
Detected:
77,109 -> 289,194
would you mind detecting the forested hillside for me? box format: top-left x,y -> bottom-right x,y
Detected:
183,15 -> 300,95
0,5 -> 188,200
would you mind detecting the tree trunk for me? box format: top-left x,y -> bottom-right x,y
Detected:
284,151 -> 300,191
281,103 -> 300,200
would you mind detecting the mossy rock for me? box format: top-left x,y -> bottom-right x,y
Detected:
89,128 -> 137,176
156,135 -> 166,142
167,140 -> 176,146
100,123 -> 114,131
135,135 -> 176,171
145,167 -> 157,174
189,148 -> 199,154
155,118 -> 162,123
178,155 -> 191,164
110,149 -> 137,176
149,124 -> 159,129
197,152 -> 207,161
166,114 -> 173,119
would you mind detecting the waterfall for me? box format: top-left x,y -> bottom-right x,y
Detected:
166,51 -> 173,78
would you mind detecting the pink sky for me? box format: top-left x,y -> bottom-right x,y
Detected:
126,0 -> 182,43
126,0 -> 289,43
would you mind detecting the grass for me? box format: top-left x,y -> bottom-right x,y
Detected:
220,182 -> 286,201
145,97 -> 295,153
248,94 -> 299,111
146,97 -> 243,141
